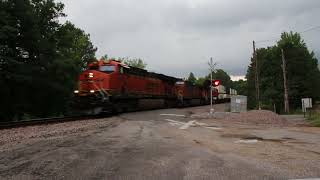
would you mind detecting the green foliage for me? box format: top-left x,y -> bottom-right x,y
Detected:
57,21 -> 97,70
308,112 -> 320,127
0,0 -> 96,120
245,57 -> 257,109
101,54 -> 108,60
187,72 -> 196,84
101,56 -> 147,69
278,32 -> 320,108
246,31 -> 320,112
194,69 -> 233,89
195,77 -> 206,87
208,69 -> 233,93
120,57 -> 147,69
231,79 -> 247,96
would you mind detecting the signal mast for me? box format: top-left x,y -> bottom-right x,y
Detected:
208,58 -> 218,114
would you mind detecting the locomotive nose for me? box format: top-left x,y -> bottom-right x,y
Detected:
76,70 -> 102,93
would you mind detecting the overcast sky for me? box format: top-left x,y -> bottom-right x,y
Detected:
58,0 -> 320,80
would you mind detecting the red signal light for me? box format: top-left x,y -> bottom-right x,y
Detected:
213,80 -> 221,86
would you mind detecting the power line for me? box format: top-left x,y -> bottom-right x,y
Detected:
256,37 -> 278,43
300,25 -> 320,33
256,25 -> 320,44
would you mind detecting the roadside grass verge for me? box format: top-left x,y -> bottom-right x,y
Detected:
308,112 -> 320,127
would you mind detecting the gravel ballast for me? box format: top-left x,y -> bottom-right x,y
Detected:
0,118 -> 120,148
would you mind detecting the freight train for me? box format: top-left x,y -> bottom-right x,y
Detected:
73,59 -> 231,114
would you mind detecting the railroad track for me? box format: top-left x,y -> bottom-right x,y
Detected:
0,103 -> 229,130
0,115 -> 103,129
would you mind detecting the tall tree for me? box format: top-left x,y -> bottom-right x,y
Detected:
246,57 -> 258,109
0,0 -> 96,120
246,31 -> 320,112
231,79 -> 247,96
194,69 -> 233,89
195,77 -> 206,87
0,0 -> 65,119
52,21 -> 97,113
101,54 -> 108,60
277,32 -> 320,109
207,69 -> 232,93
113,57 -> 147,69
56,21 -> 97,69
187,72 -> 196,84
123,58 -> 147,69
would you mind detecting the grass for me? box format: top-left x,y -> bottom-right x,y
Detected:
308,112 -> 320,127
288,109 -> 304,115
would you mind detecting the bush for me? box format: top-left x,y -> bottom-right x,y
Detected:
308,112 -> 320,127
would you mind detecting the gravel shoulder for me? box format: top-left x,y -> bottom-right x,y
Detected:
0,104 -> 319,179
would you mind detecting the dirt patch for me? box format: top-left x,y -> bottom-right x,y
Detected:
191,110 -> 307,127
228,110 -> 288,125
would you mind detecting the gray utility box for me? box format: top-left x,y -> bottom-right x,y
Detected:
231,95 -> 247,112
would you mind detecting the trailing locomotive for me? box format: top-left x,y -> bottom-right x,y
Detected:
175,80 -> 210,107
213,84 -> 238,103
73,59 -> 227,114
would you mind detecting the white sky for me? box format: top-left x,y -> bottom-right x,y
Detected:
58,0 -> 320,79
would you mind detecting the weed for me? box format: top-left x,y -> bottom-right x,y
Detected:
308,112 -> 320,127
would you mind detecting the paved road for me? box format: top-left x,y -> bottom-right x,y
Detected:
0,104 -> 319,180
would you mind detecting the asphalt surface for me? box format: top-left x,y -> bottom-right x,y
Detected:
0,104 -> 319,180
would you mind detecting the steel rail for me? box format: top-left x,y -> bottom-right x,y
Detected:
0,115 -> 103,130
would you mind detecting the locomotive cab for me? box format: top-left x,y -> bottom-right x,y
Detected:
72,60 -> 126,113
74,60 -> 127,95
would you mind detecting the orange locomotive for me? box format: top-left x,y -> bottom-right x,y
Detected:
73,59 -> 210,114
174,80 -> 210,107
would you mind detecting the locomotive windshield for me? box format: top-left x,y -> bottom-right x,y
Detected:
99,65 -> 115,73
88,65 -> 99,70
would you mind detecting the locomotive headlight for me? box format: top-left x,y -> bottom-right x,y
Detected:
90,90 -> 95,93
74,90 -> 79,93
88,72 -> 94,78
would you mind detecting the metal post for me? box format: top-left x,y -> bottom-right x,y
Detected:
302,103 -> 305,118
208,58 -> 217,114
309,108 -> 311,118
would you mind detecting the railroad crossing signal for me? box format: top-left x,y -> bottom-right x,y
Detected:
213,80 -> 221,87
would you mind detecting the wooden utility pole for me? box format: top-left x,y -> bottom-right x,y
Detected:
281,49 -> 290,113
253,41 -> 261,110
